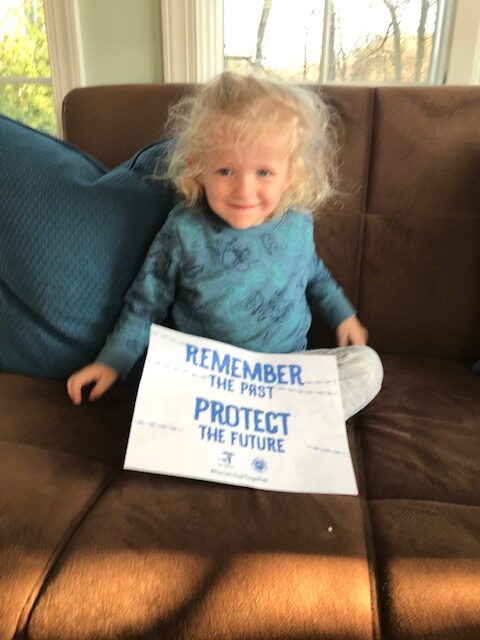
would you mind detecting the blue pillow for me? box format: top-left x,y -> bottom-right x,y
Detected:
0,115 -> 175,378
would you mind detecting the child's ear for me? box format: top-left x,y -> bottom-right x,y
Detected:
284,172 -> 293,190
186,155 -> 203,184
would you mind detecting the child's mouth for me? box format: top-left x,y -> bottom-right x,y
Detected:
228,203 -> 259,210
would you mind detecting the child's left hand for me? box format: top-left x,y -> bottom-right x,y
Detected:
336,315 -> 368,346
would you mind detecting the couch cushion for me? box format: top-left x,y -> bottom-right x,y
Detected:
0,115 -> 175,379
359,215 -> 480,360
367,87 -> 480,218
357,86 -> 480,359
0,372 -> 135,466
0,440 -> 114,640
359,355 -> 480,638
26,473 -> 377,640
370,500 -> 480,640
0,370 -> 376,639
63,84 -> 192,169
359,355 -> 480,506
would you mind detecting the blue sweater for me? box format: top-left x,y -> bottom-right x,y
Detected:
97,203 -> 355,379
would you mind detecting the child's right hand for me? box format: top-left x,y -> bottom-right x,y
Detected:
67,363 -> 119,405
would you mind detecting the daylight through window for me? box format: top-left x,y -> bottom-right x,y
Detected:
0,0 -> 56,134
224,0 -> 450,84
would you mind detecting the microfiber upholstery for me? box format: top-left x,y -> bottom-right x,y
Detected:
0,116 -> 175,378
1,85 -> 479,640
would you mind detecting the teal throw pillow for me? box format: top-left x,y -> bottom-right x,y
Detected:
0,115 -> 175,378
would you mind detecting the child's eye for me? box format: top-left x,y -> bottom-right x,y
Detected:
257,169 -> 271,177
216,168 -> 232,176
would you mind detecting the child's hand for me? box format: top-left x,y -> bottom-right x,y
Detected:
67,363 -> 119,405
336,315 -> 368,346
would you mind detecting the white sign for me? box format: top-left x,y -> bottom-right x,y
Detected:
124,325 -> 358,495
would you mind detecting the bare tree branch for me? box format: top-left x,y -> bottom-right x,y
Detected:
335,15 -> 347,81
256,0 -> 272,65
362,23 -> 394,59
415,0 -> 431,81
382,0 -> 404,81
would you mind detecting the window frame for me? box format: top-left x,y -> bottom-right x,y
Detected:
161,0 -> 224,82
43,0 -> 84,133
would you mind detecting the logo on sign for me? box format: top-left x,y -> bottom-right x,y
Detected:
252,458 -> 267,473
219,451 -> 235,468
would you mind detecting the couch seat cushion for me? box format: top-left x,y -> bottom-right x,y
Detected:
0,440 -> 114,640
370,500 -> 480,640
0,372 -> 135,466
26,474 -> 376,640
359,355 -> 480,505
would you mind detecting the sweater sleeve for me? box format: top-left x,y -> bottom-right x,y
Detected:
95,212 -> 181,380
304,218 -> 356,329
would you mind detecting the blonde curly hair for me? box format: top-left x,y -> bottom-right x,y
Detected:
164,71 -> 340,214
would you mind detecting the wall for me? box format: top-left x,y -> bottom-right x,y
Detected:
76,0 -> 163,85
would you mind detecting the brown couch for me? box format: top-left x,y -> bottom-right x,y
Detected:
1,84 -> 479,640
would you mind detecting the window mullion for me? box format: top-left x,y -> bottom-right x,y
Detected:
318,0 -> 334,83
43,0 -> 84,133
195,0 -> 224,81
161,0 -> 223,82
429,0 -> 457,83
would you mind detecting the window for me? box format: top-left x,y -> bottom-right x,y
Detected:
162,0 -> 466,84
0,0 -> 56,133
0,0 -> 83,136
224,0 -> 454,84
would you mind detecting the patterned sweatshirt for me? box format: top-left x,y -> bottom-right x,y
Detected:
96,202 -> 355,379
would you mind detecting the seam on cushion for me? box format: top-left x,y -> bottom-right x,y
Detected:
352,414 -> 366,500
0,436 -> 125,471
354,200 -> 367,312
349,211 -> 480,219
354,411 -> 384,640
363,409 -> 477,426
354,88 -> 375,312
363,88 -> 376,214
361,498 -> 384,640
362,88 -> 376,215
14,468 -> 121,639
369,497 -> 480,511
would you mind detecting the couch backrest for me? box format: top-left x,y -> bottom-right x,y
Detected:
63,84 -> 480,361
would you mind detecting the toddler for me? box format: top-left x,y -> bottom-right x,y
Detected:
67,72 -> 383,418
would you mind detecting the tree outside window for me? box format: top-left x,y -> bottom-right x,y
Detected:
224,0 -> 447,84
0,0 -> 56,134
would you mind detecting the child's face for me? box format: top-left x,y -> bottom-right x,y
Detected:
198,137 -> 292,229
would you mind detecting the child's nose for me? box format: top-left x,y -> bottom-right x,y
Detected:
233,174 -> 254,197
